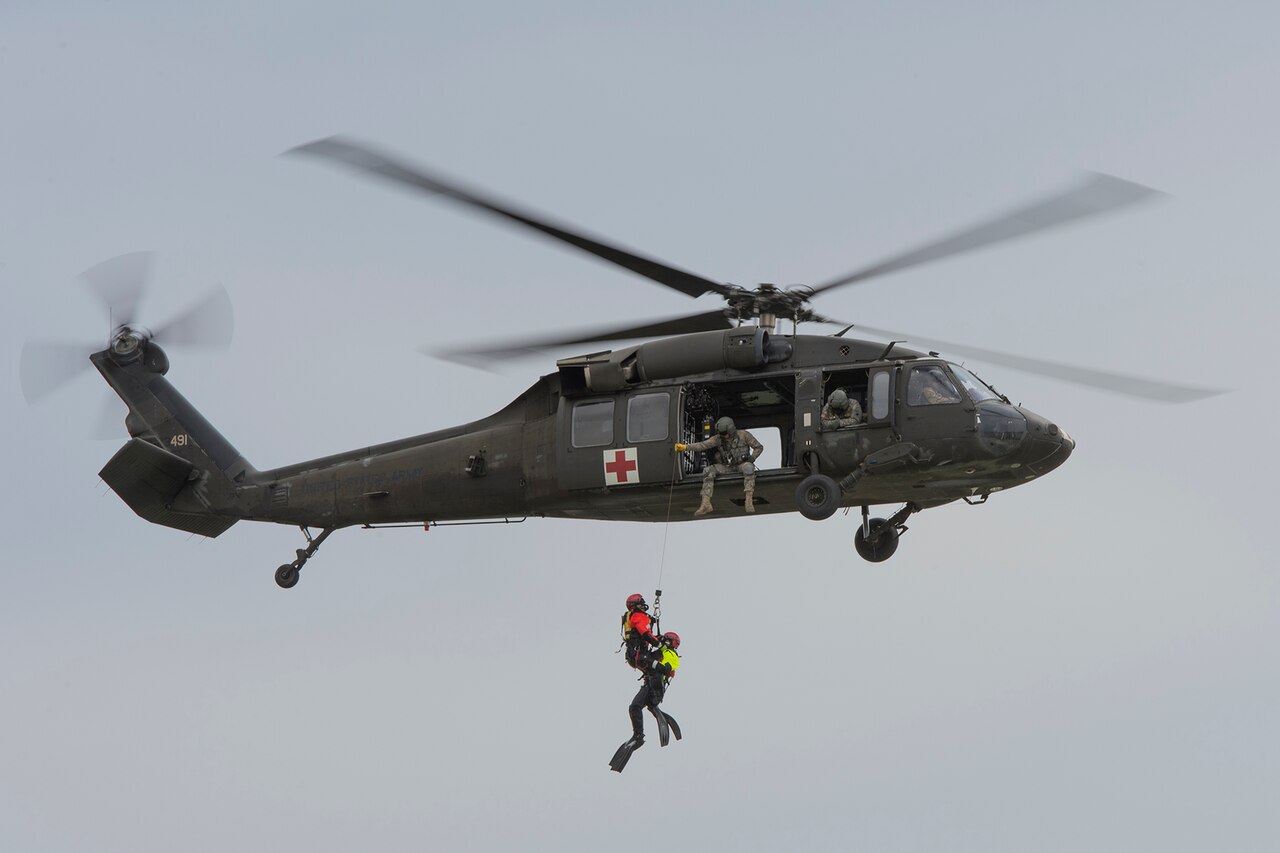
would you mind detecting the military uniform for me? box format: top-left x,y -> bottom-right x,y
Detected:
821,399 -> 862,429
909,366 -> 963,406
921,385 -> 959,404
686,428 -> 763,500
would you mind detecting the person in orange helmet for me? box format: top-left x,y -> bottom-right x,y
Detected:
620,592 -> 661,670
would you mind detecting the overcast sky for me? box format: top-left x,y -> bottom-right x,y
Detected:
3,2 -> 1277,851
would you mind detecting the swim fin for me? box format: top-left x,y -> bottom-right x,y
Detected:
663,712 -> 682,742
648,705 -> 671,747
609,737 -> 644,773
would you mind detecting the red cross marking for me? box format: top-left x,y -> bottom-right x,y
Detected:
605,449 -> 638,483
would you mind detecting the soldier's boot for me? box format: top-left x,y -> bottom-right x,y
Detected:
744,489 -> 755,513
694,496 -> 714,517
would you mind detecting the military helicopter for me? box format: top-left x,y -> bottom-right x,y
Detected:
19,138 -> 1224,588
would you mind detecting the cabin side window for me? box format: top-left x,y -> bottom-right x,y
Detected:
572,399 -> 615,448
822,368 -> 870,428
627,393 -> 670,443
870,371 -> 892,419
907,365 -> 963,406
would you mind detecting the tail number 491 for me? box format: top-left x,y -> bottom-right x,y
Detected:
170,434 -> 190,447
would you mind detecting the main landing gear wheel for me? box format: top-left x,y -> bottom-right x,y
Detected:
854,519 -> 899,562
275,564 -> 300,589
796,474 -> 840,520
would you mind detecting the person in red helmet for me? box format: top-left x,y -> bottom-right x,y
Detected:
611,631 -> 683,773
620,593 -> 661,670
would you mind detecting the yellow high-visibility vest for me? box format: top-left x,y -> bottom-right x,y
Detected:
660,647 -> 680,675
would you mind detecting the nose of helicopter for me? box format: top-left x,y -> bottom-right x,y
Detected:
1015,409 -> 1074,473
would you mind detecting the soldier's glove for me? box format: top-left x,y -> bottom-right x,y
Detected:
674,443 -> 688,452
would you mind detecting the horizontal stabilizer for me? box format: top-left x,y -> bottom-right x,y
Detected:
99,438 -> 237,537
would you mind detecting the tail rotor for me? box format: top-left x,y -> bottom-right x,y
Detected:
18,252 -> 235,430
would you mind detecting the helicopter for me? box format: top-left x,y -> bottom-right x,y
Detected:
19,138 -> 1225,588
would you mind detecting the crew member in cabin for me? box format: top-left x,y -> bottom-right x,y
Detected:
674,416 -> 763,516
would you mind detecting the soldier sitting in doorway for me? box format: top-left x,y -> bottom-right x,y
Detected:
674,416 -> 763,516
820,389 -> 862,430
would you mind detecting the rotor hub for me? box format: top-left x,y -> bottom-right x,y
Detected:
724,284 -> 819,325
110,326 -> 149,360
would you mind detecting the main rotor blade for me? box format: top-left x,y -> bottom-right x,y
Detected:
811,173 -> 1162,296
19,340 -> 99,404
80,251 -> 154,328
288,136 -> 732,299
852,324 -> 1227,403
431,309 -> 733,365
151,285 -> 234,349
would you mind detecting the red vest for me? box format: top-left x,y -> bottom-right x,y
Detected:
621,610 -> 655,650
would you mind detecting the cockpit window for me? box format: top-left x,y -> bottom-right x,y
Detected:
907,365 -> 962,406
949,364 -> 1000,403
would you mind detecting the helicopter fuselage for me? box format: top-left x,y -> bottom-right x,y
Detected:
92,327 -> 1074,541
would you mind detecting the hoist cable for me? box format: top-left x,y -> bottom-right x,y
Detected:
655,451 -> 681,597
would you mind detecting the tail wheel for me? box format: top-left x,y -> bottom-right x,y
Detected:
854,519 -> 899,562
275,564 -> 300,589
796,474 -> 840,520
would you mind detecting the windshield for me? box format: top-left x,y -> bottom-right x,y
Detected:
949,364 -> 1001,403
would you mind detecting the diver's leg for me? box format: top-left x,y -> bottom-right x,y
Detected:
628,683 -> 648,742
612,682 -> 652,772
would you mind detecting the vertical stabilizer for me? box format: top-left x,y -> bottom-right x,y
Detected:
92,340 -> 256,536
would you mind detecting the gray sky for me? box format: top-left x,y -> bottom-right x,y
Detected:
3,2 -> 1277,851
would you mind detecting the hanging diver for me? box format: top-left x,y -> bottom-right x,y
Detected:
611,618 -> 682,773
620,592 -> 661,667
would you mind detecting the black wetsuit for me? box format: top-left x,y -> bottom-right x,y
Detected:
628,659 -> 673,740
